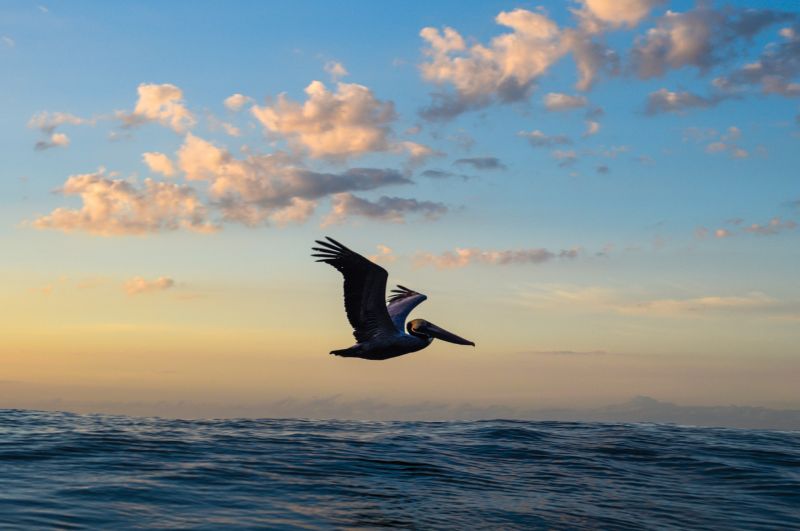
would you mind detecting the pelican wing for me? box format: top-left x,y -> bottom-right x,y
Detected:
387,285 -> 427,332
313,237 -> 397,343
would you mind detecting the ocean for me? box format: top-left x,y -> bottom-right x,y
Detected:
0,409 -> 798,529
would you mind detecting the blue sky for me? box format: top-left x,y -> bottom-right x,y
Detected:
1,0 -> 798,417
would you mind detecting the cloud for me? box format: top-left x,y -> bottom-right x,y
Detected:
631,5 -> 793,79
205,114 -> 243,138
324,61 -> 348,81
31,168 -> 217,236
703,126 -> 749,158
270,198 -> 319,227
175,133 -> 230,181
223,93 -> 252,112
743,217 -> 797,236
142,152 -> 176,177
552,149 -> 578,167
368,244 -> 397,265
34,132 -> 70,151
418,9 -> 565,119
2,35 -> 14,48
577,0 -> 665,29
28,111 -> 94,150
123,276 -> 175,296
519,283 -> 780,317
322,193 -> 447,226
446,131 -> 475,152
714,22 -> 800,98
420,169 -> 471,181
175,134 -> 412,226
682,126 -> 719,142
583,120 -> 601,136
518,130 -> 572,148
543,92 -> 588,111
599,145 -> 629,158
221,122 -> 241,137
414,246 -> 580,269
252,80 -> 397,159
561,29 -> 620,91
117,83 -> 196,133
453,157 -> 506,170
624,292 -> 777,315
644,88 -> 725,114
418,93 -> 475,122
522,349 -> 608,356
28,111 -> 91,134
396,141 -> 444,167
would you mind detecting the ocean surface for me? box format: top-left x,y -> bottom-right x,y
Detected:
0,409 -> 798,529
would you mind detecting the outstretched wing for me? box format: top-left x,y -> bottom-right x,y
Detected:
387,285 -> 427,332
312,237 -> 397,343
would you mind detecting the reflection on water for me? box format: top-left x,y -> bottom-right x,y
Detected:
0,409 -> 798,529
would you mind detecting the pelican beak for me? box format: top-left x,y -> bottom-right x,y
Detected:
421,322 -> 475,346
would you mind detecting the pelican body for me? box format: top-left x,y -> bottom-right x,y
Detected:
312,237 -> 475,360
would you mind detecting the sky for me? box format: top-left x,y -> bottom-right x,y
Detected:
1,0 -> 799,419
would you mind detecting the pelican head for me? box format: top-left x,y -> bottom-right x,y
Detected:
407,319 -> 475,346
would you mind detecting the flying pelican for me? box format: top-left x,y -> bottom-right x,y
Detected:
312,237 -> 476,360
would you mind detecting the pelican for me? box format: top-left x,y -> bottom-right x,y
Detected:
312,237 -> 476,360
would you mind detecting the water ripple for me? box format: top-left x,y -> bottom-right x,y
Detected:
0,409 -> 798,529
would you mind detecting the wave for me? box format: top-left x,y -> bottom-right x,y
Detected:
1,409 -> 798,529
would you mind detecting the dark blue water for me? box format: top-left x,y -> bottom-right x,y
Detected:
1,410 -> 798,529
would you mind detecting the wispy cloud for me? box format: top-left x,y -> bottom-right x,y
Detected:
123,276 -> 175,296
420,169 -> 472,181
414,247 -> 580,269
583,120 -> 600,137
697,215 -> 797,240
223,93 -> 252,112
518,283 -> 787,318
713,21 -> 800,98
520,349 -> 608,356
704,126 -> 749,158
644,88 -> 726,115
34,132 -> 70,151
368,244 -> 396,265
28,111 -> 95,151
324,60 -> 348,81
743,217 -> 797,235
322,194 -> 447,226
453,157 -> 506,171
552,149 -> 578,167
543,92 -> 588,111
519,130 -> 572,148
